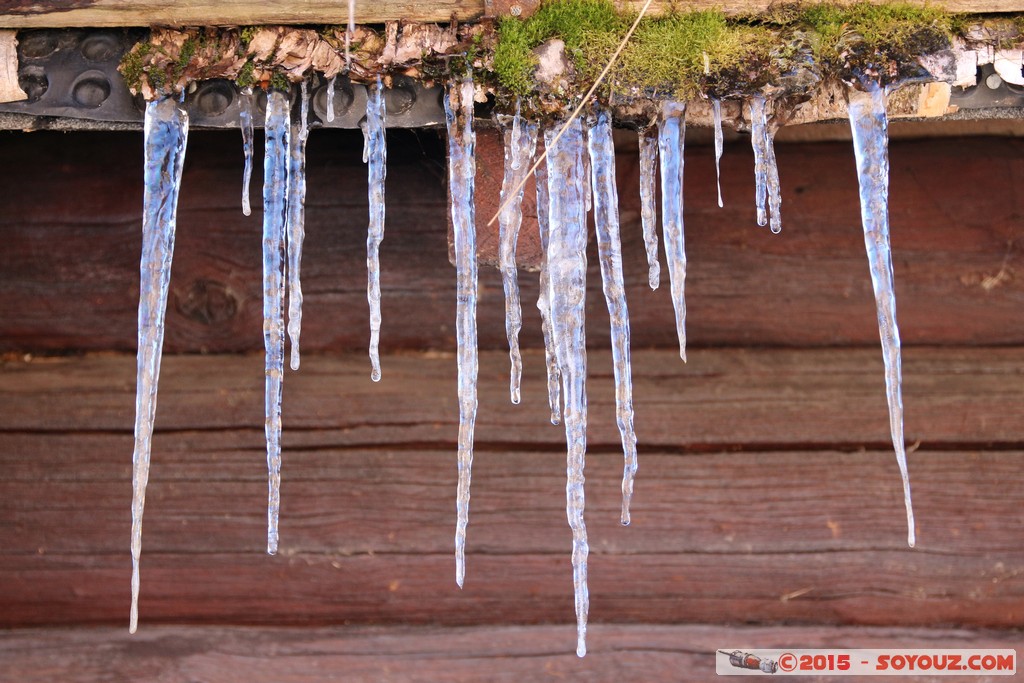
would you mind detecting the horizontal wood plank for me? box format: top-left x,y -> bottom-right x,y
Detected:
1,350 -> 1021,628
1,131 -> 1024,353
0,1 -> 1020,28
1,624 -> 1020,682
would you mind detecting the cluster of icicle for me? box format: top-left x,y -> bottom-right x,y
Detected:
128,74 -> 914,651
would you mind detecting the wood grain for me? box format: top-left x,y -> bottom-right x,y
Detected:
0,1 -> 1020,28
2,130 -> 1024,353
1,624 -> 1021,683
1,350 -> 1021,628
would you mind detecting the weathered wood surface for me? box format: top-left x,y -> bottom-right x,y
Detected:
1,625 -> 1020,683
2,130 -> 1024,353
0,1 -> 1019,28
1,350 -> 1022,628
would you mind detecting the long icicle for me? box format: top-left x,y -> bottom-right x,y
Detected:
712,97 -> 724,208
498,104 -> 538,404
545,119 -> 590,658
658,100 -> 688,361
848,84 -> 915,548
130,96 -> 189,634
263,88 -> 291,556
750,95 -> 769,227
240,87 -> 254,216
446,77 -> 479,588
588,109 -> 638,527
365,76 -> 387,382
286,80 -> 310,371
535,144 -> 562,425
638,129 -> 660,290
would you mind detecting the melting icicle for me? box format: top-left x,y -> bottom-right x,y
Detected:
535,149 -> 562,425
130,96 -> 189,634
286,81 -> 310,372
588,110 -> 638,527
326,76 -> 336,123
365,77 -> 387,382
263,89 -> 291,556
346,0 -> 356,71
750,96 -> 782,233
240,87 -> 254,216
497,109 -> 538,404
658,101 -> 688,361
638,130 -> 660,290
545,119 -> 590,658
712,98 -> 724,208
445,77 -> 479,589
848,84 -> 915,548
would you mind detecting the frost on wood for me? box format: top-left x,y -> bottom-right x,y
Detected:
848,83 -> 916,548
545,118 -> 591,658
262,89 -> 290,556
365,77 -> 387,382
445,76 -> 479,590
130,96 -> 188,634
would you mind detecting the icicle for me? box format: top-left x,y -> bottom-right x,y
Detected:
346,0 -> 356,71
445,77 -> 479,589
326,76 -> 336,123
130,96 -> 189,634
365,77 -> 387,382
582,133 -> 593,214
588,110 -> 638,527
286,80 -> 310,372
750,96 -> 782,233
657,101 -> 688,362
497,108 -> 538,404
263,89 -> 291,556
848,84 -> 915,548
545,119 -> 590,658
240,87 -> 254,216
535,148 -> 562,425
712,97 -> 724,208
638,130 -> 660,290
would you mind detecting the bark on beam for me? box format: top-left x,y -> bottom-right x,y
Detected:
0,0 -> 1022,29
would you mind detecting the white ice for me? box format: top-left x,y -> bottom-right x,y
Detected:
286,80 -> 310,372
240,87 -> 254,216
365,77 -> 387,382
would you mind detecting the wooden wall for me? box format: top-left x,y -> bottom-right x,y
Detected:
0,126 -> 1022,680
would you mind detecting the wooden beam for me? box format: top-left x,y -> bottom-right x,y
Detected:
0,1 -> 1020,29
2,130 -> 1024,353
1,625 -> 1020,681
1,350 -> 1022,627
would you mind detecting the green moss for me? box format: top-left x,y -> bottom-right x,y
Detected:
235,59 -> 256,89
118,41 -> 151,91
270,72 -> 290,92
239,26 -> 258,47
802,2 -> 952,66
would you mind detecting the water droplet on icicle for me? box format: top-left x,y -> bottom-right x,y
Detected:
130,96 -> 189,634
498,106 -> 538,404
848,83 -> 915,548
445,76 -> 479,589
638,129 -> 660,290
286,80 -> 310,372
365,77 -> 387,382
545,118 -> 590,658
658,101 -> 688,362
588,109 -> 638,527
263,88 -> 291,556
535,146 -> 562,425
240,87 -> 254,216
712,97 -> 724,208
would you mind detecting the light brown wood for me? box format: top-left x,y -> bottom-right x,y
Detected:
1,624 -> 1020,682
0,1 -> 1020,28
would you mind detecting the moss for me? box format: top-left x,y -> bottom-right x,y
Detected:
269,72 -> 290,92
239,26 -> 258,48
235,59 -> 256,89
118,41 -> 151,91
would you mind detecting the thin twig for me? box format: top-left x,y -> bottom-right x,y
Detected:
486,0 -> 655,227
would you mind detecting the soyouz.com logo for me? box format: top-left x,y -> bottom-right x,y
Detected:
716,649 -> 1016,676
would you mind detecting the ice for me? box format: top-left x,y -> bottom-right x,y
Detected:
130,96 -> 189,634
535,146 -> 562,425
445,77 -> 479,588
346,0 -> 356,71
587,109 -> 638,527
263,89 -> 291,556
545,119 -> 590,658
497,107 -> 538,404
240,87 -> 254,216
750,95 -> 782,233
286,80 -> 310,372
365,77 -> 387,382
326,76 -> 336,123
657,100 -> 688,361
712,97 -> 724,208
638,130 -> 660,290
848,84 -> 916,548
